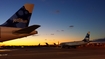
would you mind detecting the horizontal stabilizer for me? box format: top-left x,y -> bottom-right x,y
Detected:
13,25 -> 40,34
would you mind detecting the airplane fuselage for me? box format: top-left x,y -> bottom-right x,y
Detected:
0,27 -> 37,42
60,41 -> 88,48
60,32 -> 90,48
60,41 -> 85,46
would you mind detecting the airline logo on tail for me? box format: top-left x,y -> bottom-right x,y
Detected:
13,18 -> 27,23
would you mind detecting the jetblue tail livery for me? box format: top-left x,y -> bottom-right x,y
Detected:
60,32 -> 90,48
82,32 -> 90,42
0,3 -> 40,42
1,3 -> 34,28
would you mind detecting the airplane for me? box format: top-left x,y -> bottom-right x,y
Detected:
60,31 -> 90,48
0,3 -> 40,42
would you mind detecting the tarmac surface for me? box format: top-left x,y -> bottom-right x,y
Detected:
0,47 -> 105,59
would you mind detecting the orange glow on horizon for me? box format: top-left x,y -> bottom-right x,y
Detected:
1,32 -> 94,46
1,36 -> 78,45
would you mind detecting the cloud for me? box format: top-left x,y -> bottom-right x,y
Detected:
69,25 -> 74,28
55,10 -> 60,13
61,30 -> 64,32
52,10 -> 60,14
56,30 -> 64,32
57,30 -> 59,32
51,34 -> 54,35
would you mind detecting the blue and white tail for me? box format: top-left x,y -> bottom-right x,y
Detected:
0,3 -> 34,28
82,31 -> 90,42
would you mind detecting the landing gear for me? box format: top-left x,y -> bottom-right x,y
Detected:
61,45 -> 66,48
71,46 -> 77,49
67,46 -> 77,49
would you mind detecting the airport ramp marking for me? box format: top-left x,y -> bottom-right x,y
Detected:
6,51 -> 71,56
0,49 -> 18,52
0,54 -> 8,56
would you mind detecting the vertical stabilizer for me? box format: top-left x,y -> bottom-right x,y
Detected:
82,31 -> 90,42
1,3 -> 34,28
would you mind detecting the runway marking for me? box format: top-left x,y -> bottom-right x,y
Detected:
0,54 -> 8,56
0,49 -> 12,51
0,49 -> 19,57
6,51 -> 71,56
0,49 -> 18,52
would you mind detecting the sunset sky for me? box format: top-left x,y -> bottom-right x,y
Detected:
0,0 -> 105,45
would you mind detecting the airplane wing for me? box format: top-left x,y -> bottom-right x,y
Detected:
13,25 -> 40,34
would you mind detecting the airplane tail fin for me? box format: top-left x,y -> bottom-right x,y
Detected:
1,3 -> 34,28
82,31 -> 90,42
